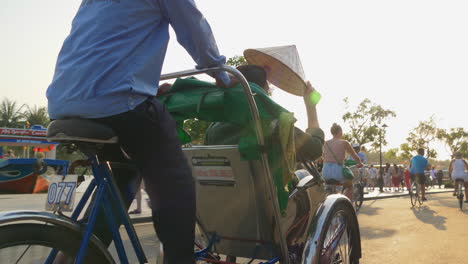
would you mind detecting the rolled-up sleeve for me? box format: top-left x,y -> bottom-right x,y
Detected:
295,127 -> 325,161
161,0 -> 230,84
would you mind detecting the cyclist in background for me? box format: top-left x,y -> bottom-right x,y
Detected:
409,148 -> 429,201
46,1 -> 231,263
449,151 -> 468,202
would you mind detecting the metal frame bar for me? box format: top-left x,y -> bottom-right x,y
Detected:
161,65 -> 290,264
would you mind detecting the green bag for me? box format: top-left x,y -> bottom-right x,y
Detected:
342,166 -> 355,180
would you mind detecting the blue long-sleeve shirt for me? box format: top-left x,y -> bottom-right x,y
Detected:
47,0 -> 229,119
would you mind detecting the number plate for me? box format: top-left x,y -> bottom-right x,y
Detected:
45,175 -> 78,212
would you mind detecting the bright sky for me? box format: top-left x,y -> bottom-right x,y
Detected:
2,0 -> 467,160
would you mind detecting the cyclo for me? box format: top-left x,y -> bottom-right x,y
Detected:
0,66 -> 361,264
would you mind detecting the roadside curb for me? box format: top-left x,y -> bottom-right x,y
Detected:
131,216 -> 153,224
363,190 -> 453,201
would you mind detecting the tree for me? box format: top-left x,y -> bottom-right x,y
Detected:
226,55 -> 247,68
0,98 -> 25,128
183,119 -> 210,145
437,127 -> 468,158
342,98 -> 396,150
403,116 -> 438,159
23,105 -> 50,127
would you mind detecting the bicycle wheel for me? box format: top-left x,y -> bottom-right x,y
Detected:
318,201 -> 360,264
353,184 -> 364,212
410,183 -> 417,207
458,183 -> 464,211
0,223 -> 111,264
416,184 -> 423,205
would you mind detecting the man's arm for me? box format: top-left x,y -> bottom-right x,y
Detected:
303,81 -> 319,129
161,0 -> 230,86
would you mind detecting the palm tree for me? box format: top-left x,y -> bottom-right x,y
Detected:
23,105 -> 50,127
0,98 -> 25,128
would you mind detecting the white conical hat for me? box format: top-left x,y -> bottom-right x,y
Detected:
244,45 -> 306,96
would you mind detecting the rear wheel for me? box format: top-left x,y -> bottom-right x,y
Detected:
318,201 -> 360,264
410,183 -> 417,207
416,184 -> 423,205
0,223 -> 111,263
353,184 -> 364,212
457,183 -> 464,211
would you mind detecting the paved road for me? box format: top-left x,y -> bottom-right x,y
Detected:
358,192 -> 468,264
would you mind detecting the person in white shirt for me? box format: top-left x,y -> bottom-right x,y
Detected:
450,151 -> 468,202
368,164 -> 377,191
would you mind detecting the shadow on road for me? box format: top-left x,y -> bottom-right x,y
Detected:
433,196 -> 468,215
411,205 -> 447,230
359,226 -> 397,240
358,200 -> 382,216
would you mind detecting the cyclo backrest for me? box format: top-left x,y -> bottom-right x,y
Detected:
47,119 -> 118,156
183,145 -> 276,259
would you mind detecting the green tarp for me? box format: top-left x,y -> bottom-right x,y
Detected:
157,78 -> 297,213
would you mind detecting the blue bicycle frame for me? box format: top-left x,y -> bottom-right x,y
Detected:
45,155 -> 148,264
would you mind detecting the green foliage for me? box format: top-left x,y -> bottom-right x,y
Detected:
399,143 -> 413,161
437,127 -> 468,158
23,105 -> 50,127
404,116 -> 438,159
226,55 -> 247,67
0,98 -> 25,127
342,97 -> 396,150
183,119 -> 210,145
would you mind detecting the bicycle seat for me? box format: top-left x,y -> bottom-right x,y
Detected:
47,119 -> 118,144
325,179 -> 342,185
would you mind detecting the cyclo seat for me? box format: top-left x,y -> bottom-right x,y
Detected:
325,179 -> 343,185
47,119 -> 118,144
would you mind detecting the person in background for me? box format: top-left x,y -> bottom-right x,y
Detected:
436,167 -> 444,189
390,163 -> 400,191
348,143 -> 367,164
3,150 -> 16,159
384,163 -> 391,191
368,164 -> 377,191
410,148 -> 429,201
429,166 -> 437,188
322,123 -> 363,200
449,151 -> 468,202
404,166 -> 412,192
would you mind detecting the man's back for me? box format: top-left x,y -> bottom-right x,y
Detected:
410,155 -> 428,174
47,0 -> 227,119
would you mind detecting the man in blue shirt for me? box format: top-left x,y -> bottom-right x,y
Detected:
410,148 -> 429,201
47,1 -> 230,263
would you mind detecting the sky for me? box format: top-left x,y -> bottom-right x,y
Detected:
1,0 -> 467,160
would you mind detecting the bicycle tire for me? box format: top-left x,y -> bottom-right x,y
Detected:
416,184 -> 423,205
353,184 -> 364,212
0,223 -> 111,264
317,201 -> 360,264
458,183 -> 464,211
410,183 -> 417,207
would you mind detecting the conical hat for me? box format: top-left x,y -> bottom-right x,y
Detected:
244,45 -> 306,96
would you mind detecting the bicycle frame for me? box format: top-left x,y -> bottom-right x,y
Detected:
45,155 -> 147,264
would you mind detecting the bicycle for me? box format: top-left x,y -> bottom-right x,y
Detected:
324,166 -> 363,212
352,167 -> 365,212
455,179 -> 464,210
409,176 -> 423,207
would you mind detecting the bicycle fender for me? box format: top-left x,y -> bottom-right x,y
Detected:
0,210 -> 115,263
301,194 -> 361,264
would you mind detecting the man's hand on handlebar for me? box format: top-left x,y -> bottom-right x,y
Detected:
215,76 -> 239,88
